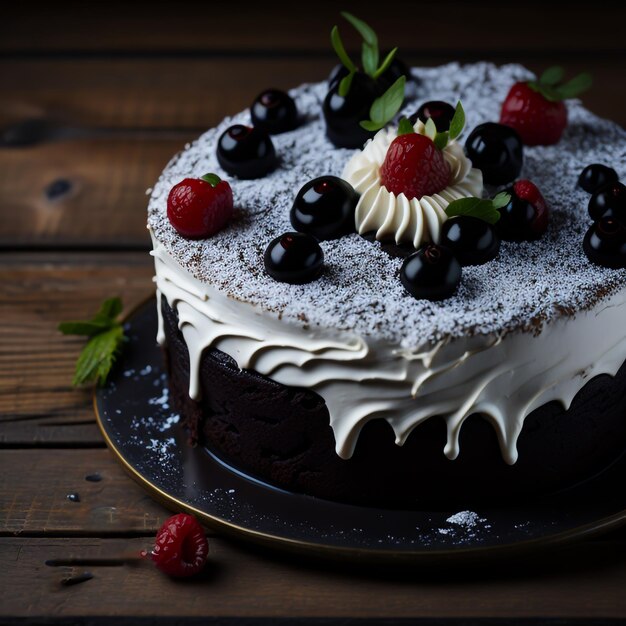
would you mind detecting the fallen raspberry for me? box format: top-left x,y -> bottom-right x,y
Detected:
151,513 -> 209,578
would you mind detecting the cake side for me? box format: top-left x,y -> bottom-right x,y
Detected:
160,295 -> 626,508
153,235 -> 626,463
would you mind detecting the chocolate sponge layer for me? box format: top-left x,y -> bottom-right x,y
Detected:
161,296 -> 626,509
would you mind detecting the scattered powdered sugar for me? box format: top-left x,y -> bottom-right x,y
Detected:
147,62 -> 626,347
446,510 -> 487,528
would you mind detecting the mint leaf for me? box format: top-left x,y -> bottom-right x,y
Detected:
341,11 -> 377,47
373,47 -> 397,80
59,296 -> 127,386
362,42 -> 379,77
529,69 -> 592,102
72,325 -> 126,386
96,297 -> 123,321
397,117 -> 414,136
331,26 -> 356,73
338,70 -> 355,97
361,75 -> 406,128
58,321 -> 112,337
340,12 -> 379,78
433,131 -> 449,150
556,72 -> 593,99
492,192 -> 511,210
360,119 -> 384,132
445,197 -> 502,224
448,101 -> 465,141
424,117 -> 437,141
539,66 -> 564,86
200,173 -> 221,187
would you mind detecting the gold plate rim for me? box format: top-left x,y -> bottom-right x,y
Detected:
93,296 -> 626,565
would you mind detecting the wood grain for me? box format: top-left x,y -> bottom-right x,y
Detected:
1,1 -> 624,54
2,58 -> 624,131
0,253 -> 152,445
0,137 -> 187,248
1,58 -> 624,250
2,536 -> 626,621
0,449 -> 169,536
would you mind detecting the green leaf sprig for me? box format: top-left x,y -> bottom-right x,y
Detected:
331,12 -> 399,97
444,192 -> 510,225
527,66 -> 593,102
59,297 -> 127,386
360,75 -> 406,131
395,101 -> 466,150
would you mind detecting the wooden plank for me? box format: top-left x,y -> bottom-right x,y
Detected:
2,536 -> 626,621
1,1 -> 624,54
1,59 -> 623,250
0,253 -> 153,445
0,450 -> 169,536
1,58 -> 624,131
0,137 -> 185,248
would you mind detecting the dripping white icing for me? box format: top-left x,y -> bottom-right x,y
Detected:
151,233 -> 626,464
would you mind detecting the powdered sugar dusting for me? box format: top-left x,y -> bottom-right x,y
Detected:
446,511 -> 487,528
148,62 -> 626,347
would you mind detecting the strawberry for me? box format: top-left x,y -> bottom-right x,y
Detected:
500,67 -> 592,146
167,173 -> 233,239
380,104 -> 466,200
380,134 -> 451,200
151,513 -> 209,578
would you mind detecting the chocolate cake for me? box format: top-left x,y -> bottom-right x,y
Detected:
147,62 -> 626,508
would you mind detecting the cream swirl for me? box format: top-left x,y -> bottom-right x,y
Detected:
152,232 -> 626,465
342,121 -> 483,248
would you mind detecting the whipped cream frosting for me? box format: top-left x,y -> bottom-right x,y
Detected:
152,233 -> 626,464
342,120 -> 483,248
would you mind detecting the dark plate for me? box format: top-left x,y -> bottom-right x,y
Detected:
95,297 -> 626,564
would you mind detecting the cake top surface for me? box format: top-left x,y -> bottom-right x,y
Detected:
148,62 -> 626,347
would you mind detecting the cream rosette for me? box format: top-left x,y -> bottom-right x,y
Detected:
342,120 -> 483,248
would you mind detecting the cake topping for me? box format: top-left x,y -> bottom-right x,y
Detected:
500,66 -> 592,146
250,88 -> 298,135
444,192 -> 510,224
497,179 -> 548,241
588,182 -> 626,222
166,173 -> 234,239
216,124 -> 277,179
323,12 -> 406,148
409,100 -> 456,132
400,244 -> 462,301
343,106 -> 482,249
440,216 -> 501,266
148,62 -> 626,346
290,175 -> 358,240
465,122 -> 524,186
380,131 -> 451,200
578,164 -> 619,195
583,218 -> 626,269
150,513 -> 209,578
264,232 -> 324,284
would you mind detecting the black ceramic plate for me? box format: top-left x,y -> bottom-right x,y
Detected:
95,298 -> 626,564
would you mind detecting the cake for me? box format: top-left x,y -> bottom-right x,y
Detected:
147,60 -> 626,508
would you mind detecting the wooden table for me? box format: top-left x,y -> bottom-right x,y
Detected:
2,2 -> 626,623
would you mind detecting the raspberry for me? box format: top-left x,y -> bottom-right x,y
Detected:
167,173 -> 233,239
380,133 -> 450,200
151,513 -> 209,578
514,179 -> 549,234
